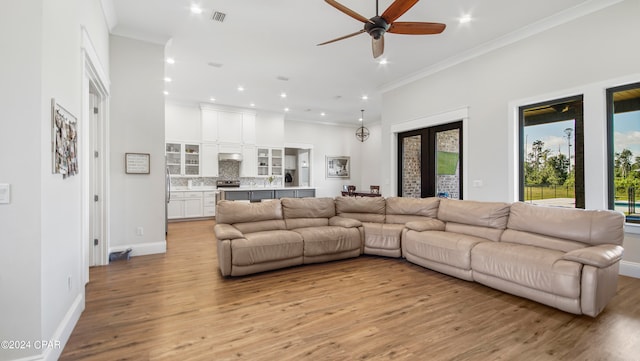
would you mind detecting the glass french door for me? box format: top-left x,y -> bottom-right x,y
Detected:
398,121 -> 463,199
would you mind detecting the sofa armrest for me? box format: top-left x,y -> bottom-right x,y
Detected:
329,216 -> 362,228
214,224 -> 244,240
405,219 -> 446,232
562,244 -> 624,268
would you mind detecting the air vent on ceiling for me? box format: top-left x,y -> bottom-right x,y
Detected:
211,11 -> 226,22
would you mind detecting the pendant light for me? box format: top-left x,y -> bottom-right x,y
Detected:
355,109 -> 370,142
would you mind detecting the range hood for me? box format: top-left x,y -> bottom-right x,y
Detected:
218,153 -> 243,162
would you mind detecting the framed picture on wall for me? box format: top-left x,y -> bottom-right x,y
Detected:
326,156 -> 350,178
125,153 -> 151,174
51,98 -> 78,179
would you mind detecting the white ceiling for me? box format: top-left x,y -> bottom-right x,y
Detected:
109,0 -> 597,125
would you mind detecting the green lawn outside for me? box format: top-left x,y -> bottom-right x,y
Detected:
437,151 -> 458,175
524,185 -> 575,201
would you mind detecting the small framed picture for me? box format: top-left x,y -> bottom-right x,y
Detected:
326,156 -> 350,178
125,153 -> 150,174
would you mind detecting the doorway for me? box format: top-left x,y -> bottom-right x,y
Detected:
82,32 -> 110,286
397,121 -> 463,199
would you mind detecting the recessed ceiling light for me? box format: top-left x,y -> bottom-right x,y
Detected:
361,95 -> 368,101
163,91 -> 169,95
190,5 -> 203,14
284,107 -> 290,112
280,92 -> 287,98
166,58 -> 175,64
321,112 -> 326,116
237,86 -> 245,92
358,117 -> 363,122
459,14 -> 472,24
164,77 -> 172,82
209,97 -> 216,102
250,103 -> 256,107
378,58 -> 388,65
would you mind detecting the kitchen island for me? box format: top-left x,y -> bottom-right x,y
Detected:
218,187 -> 316,202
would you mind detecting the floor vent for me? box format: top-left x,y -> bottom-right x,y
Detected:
211,11 -> 226,22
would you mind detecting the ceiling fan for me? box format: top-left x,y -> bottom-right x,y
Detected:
318,0 -> 446,58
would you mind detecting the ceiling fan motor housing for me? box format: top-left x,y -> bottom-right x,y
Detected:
365,16 -> 390,39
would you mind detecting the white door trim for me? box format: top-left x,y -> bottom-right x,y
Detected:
81,27 -> 110,285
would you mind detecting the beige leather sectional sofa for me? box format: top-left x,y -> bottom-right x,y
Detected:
214,196 -> 625,317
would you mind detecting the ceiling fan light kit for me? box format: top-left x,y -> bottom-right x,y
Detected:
319,0 -> 446,58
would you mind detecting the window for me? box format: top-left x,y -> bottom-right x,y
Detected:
607,82 -> 640,223
398,121 -> 463,199
519,95 -> 584,208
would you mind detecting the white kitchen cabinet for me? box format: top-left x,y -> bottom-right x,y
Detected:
241,145 -> 257,177
201,143 -> 219,177
184,196 -> 203,218
203,191 -> 216,216
257,147 -> 284,177
168,192 -> 185,219
201,108 -> 218,142
166,142 -> 200,176
168,191 -> 212,219
243,113 -> 256,144
218,111 -> 243,144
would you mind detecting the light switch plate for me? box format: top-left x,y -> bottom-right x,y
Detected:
0,184 -> 10,204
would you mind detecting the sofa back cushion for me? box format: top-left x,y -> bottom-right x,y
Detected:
506,202 -> 624,246
281,197 -> 335,229
217,199 -> 283,224
445,223 -> 505,242
216,200 -> 287,234
335,196 -> 386,223
437,198 -> 511,229
500,229 -> 586,252
385,197 -> 440,224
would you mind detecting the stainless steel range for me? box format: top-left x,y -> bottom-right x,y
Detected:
216,180 -> 240,188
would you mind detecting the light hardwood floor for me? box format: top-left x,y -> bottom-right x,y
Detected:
61,220 -> 640,361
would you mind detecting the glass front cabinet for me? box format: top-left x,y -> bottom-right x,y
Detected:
257,147 -> 284,177
166,142 -> 200,176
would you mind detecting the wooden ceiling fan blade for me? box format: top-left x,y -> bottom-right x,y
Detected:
317,29 -> 366,46
325,0 -> 373,24
372,36 -> 384,58
381,0 -> 419,23
388,22 -> 446,35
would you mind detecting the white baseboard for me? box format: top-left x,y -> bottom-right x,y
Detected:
10,293 -> 85,361
620,260 -> 640,279
109,240 -> 166,258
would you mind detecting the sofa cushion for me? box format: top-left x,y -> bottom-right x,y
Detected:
385,197 -> 440,224
231,230 -> 303,266
281,197 -> 336,219
234,219 -> 287,235
335,196 -> 386,223
362,223 -> 405,252
403,230 -> 489,270
216,199 -> 283,224
471,241 -> 582,299
507,202 -> 625,246
293,226 -> 361,257
501,229 -> 586,253
438,199 -> 510,229
445,222 -> 504,242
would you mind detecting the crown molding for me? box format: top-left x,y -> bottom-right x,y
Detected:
380,0 -> 624,94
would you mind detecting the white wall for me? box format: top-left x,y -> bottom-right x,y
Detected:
284,120 -> 377,197
0,0 -> 110,359
0,3 -> 44,360
381,1 -> 640,265
109,35 -> 166,256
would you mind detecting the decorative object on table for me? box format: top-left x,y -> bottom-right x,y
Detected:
326,156 -> 350,178
125,153 -> 151,174
355,109 -> 370,142
51,98 -> 78,179
267,176 -> 274,185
